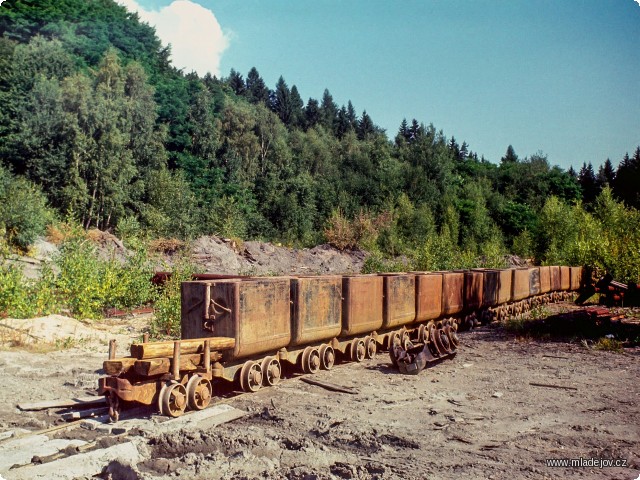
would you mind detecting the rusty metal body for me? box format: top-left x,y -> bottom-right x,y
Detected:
414,272 -> 443,322
512,268 -> 530,301
464,270 -> 484,311
550,266 -> 561,291
290,276 -> 342,346
341,275 -> 384,336
570,267 -> 583,291
442,271 -> 465,315
539,266 -> 551,294
182,277 -> 291,361
560,266 -> 571,291
478,269 -> 499,308
528,267 -> 541,296
380,274 -> 416,329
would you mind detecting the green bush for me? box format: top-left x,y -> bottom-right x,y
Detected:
54,237 -> 155,319
537,189 -> 640,284
0,170 -> 54,250
0,256 -> 57,318
151,259 -> 196,338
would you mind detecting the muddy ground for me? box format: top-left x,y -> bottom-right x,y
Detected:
0,305 -> 639,480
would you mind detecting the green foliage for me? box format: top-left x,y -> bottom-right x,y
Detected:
151,259 -> 196,338
0,243 -> 57,318
0,0 -> 637,285
0,167 -> 54,249
536,188 -> 640,283
324,209 -> 389,251
54,236 -> 155,319
593,337 -> 624,353
512,229 -> 535,259
361,250 -> 408,274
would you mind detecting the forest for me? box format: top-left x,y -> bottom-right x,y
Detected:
0,0 -> 639,295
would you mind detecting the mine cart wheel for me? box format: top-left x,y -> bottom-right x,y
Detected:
398,328 -> 408,343
443,325 -> 459,349
350,338 -> 366,362
438,328 -> 452,354
319,345 -> 335,370
364,336 -> 377,359
386,331 -> 401,351
240,361 -> 263,392
158,383 -> 168,416
107,390 -> 120,423
427,324 -> 442,356
302,347 -> 321,374
417,324 -> 428,343
186,374 -> 212,411
161,381 -> 188,417
261,356 -> 282,386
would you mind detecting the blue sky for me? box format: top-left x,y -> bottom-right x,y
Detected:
126,0 -> 640,170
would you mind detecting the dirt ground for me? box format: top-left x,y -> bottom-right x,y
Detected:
0,305 -> 639,480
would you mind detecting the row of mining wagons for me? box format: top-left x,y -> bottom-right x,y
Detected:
99,266 -> 583,418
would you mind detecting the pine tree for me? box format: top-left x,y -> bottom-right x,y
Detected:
336,105 -> 350,138
304,98 -> 320,130
246,67 -> 269,105
578,162 -> 598,205
396,118 -> 410,145
449,136 -> 460,159
227,68 -> 245,96
459,141 -> 469,160
346,101 -> 357,127
319,89 -> 338,134
270,76 -> 292,125
289,85 -> 304,129
597,158 -> 615,189
614,149 -> 640,208
356,110 -> 374,140
501,145 -> 518,164
409,119 -> 423,141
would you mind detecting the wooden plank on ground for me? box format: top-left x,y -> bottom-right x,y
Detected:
60,407 -> 110,421
149,404 -> 247,434
130,336 -> 235,359
300,377 -> 359,395
17,396 -> 106,411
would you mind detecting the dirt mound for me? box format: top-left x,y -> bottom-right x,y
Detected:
241,241 -> 365,275
185,236 -> 365,276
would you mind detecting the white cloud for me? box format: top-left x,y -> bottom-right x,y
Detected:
118,0 -> 229,76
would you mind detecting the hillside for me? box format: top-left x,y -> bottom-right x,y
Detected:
0,0 -> 639,287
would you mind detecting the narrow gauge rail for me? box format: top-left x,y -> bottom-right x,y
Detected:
100,266 -> 584,421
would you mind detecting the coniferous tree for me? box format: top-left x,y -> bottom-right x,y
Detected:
346,101 -> 357,128
578,162 -> 598,205
245,67 -> 269,105
396,118 -> 410,145
270,76 -> 292,125
614,149 -> 640,208
409,119 -> 423,141
304,98 -> 321,130
448,136 -> 460,159
356,110 -> 375,140
227,68 -> 245,96
597,158 -> 615,189
459,141 -> 469,160
289,85 -> 304,129
501,145 -> 518,164
319,89 -> 338,133
336,105 -> 350,138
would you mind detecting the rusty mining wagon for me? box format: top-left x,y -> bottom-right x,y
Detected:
100,266 -> 586,420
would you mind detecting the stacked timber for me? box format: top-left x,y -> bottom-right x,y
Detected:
103,337 -> 235,377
